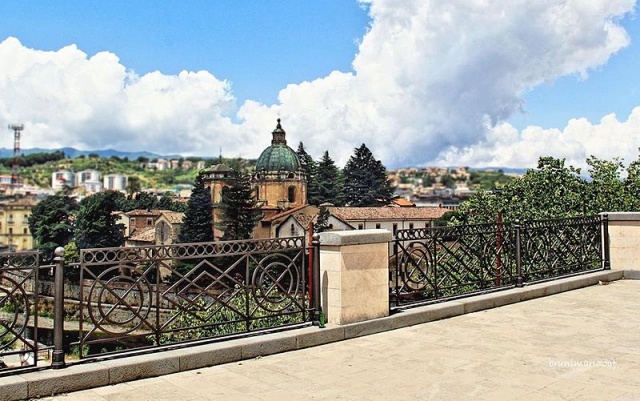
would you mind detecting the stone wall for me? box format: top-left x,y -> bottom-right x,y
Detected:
318,229 -> 392,325
605,212 -> 640,274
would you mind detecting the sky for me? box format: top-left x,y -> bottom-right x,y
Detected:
0,0 -> 639,170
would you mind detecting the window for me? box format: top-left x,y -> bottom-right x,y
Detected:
290,223 -> 295,237
393,223 -> 398,234
147,218 -> 153,226
358,224 -> 364,230
23,228 -> 28,234
8,228 -> 12,235
375,223 -> 381,229
288,186 -> 296,203
409,223 -> 414,230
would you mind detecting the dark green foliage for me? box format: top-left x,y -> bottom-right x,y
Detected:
310,151 -> 343,206
342,144 -> 393,206
296,142 -> 317,201
74,190 -> 125,249
0,150 -> 65,169
179,172 -> 214,243
218,173 -> 261,240
158,193 -> 187,212
28,194 -> 78,261
314,206 -> 331,233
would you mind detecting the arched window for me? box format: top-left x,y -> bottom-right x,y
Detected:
288,186 -> 296,203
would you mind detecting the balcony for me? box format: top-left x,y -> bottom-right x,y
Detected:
0,212 -> 638,400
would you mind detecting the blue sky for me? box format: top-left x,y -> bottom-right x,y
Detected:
0,1 -> 638,169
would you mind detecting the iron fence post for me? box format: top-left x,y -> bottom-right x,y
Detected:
52,246 -> 66,369
602,214 -> 610,270
515,220 -> 524,287
312,233 -> 324,327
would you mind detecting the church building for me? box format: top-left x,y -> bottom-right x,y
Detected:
202,119 -> 307,239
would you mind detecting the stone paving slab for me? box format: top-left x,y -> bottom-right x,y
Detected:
28,275 -> 640,401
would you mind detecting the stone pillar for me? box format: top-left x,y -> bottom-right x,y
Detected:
318,229 -> 392,325
605,212 -> 640,273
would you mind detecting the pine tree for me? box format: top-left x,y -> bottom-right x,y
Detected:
74,190 -> 125,249
342,144 -> 393,206
218,173 -> 261,240
310,151 -> 343,206
314,205 -> 331,233
179,172 -> 214,243
297,142 -> 317,202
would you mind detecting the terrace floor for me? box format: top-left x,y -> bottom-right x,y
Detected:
40,279 -> 640,400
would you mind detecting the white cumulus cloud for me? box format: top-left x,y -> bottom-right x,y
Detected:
0,0 -> 637,168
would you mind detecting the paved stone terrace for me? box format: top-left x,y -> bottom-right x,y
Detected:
37,278 -> 640,401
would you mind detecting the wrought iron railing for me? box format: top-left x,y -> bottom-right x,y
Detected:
390,215 -> 606,310
73,237 -> 312,358
0,251 -> 51,372
0,235 -> 320,373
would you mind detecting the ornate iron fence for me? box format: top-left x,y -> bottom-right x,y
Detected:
73,237 -> 312,358
390,215 -> 606,310
0,252 -> 51,372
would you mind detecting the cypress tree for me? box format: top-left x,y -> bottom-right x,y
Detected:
218,173 -> 261,240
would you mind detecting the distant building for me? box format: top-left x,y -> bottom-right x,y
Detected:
76,169 -> 102,194
327,206 -> 450,235
51,170 -> 75,191
0,196 -> 40,251
104,173 -> 129,192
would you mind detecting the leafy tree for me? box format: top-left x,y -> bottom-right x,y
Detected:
455,157 -> 586,224
342,144 -> 393,206
127,176 -> 142,195
158,193 -> 187,212
310,151 -> 343,206
585,156 -> 627,214
218,173 -> 261,240
131,191 -> 158,211
28,194 -> 78,261
74,190 -> 125,249
179,172 -> 214,243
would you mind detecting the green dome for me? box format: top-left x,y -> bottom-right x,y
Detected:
255,119 -> 301,172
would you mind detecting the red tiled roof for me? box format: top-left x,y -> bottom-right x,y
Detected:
261,204 -> 310,223
128,227 -> 156,242
328,206 -> 448,221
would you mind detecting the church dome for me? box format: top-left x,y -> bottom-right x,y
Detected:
255,119 -> 301,172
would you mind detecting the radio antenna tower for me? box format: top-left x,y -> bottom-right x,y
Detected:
8,124 -> 24,191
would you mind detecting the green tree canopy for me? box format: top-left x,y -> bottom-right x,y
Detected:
297,142 -> 317,203
74,190 -> 125,249
217,172 -> 261,240
342,144 -> 393,207
455,156 -> 586,223
179,171 -> 214,243
28,194 -> 78,261
310,150 -> 343,206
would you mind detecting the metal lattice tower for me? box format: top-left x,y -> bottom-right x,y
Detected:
8,124 -> 24,190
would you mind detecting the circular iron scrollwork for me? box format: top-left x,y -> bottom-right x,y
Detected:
252,254 -> 301,312
399,244 -> 432,291
0,278 -> 29,350
87,265 -> 152,334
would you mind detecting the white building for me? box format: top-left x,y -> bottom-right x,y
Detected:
75,169 -> 102,194
51,170 -> 75,190
104,173 -> 129,191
